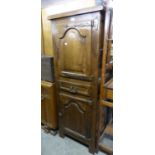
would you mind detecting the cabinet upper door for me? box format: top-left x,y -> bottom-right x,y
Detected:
56,21 -> 93,81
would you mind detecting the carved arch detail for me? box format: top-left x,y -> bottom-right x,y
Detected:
59,27 -> 87,39
64,99 -> 85,114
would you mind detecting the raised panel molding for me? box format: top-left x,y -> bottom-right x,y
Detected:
64,100 -> 86,114
59,27 -> 87,39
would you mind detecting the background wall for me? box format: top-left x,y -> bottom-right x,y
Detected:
41,0 -> 103,56
41,9 -> 54,56
42,0 -> 103,9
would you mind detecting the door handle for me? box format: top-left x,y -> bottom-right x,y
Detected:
69,86 -> 77,94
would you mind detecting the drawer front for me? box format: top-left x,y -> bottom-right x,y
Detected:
59,78 -> 92,97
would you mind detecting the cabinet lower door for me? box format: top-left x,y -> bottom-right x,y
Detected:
59,93 -> 92,139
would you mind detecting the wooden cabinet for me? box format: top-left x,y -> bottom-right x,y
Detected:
48,6 -> 105,154
41,81 -> 58,129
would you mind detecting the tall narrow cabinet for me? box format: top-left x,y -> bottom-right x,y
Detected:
48,6 -> 105,153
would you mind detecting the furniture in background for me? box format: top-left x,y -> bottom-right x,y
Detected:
48,5 -> 106,154
41,15 -> 44,54
41,55 -> 58,135
41,9 -> 54,56
41,56 -> 55,82
41,81 -> 58,135
99,79 -> 113,154
98,1 -> 113,154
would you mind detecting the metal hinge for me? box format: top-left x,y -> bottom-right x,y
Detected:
92,19 -> 98,30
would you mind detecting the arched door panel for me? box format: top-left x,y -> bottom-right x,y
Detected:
56,21 -> 93,80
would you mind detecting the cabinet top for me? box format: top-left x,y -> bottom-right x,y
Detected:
48,5 -> 104,20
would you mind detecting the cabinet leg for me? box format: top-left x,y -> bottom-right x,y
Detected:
59,130 -> 65,138
50,130 -> 57,136
88,143 -> 96,154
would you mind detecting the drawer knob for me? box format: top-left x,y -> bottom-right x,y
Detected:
69,86 -> 77,94
59,112 -> 62,117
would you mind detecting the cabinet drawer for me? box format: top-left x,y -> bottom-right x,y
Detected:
59,92 -> 93,106
59,78 -> 92,97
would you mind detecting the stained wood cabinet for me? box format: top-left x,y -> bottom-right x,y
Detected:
48,6 -> 105,153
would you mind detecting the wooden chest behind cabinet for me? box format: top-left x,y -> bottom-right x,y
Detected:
48,6 -> 104,154
41,81 -> 58,129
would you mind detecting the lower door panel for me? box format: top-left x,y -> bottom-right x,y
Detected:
59,93 -> 93,139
